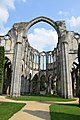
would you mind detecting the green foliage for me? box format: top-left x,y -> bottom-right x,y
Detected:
78,43 -> 80,66
0,102 -> 25,120
40,75 -> 46,91
32,74 -> 38,90
50,104 -> 80,120
0,46 -> 5,93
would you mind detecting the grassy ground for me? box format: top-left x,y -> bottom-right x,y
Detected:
8,94 -> 76,102
50,104 -> 80,120
0,102 -> 25,120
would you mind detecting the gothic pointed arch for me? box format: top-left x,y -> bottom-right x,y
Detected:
3,56 -> 12,94
26,16 -> 63,37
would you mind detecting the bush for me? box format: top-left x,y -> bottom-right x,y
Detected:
0,46 -> 5,94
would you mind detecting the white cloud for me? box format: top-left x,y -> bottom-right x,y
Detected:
68,16 -> 80,27
0,24 -> 10,36
59,11 -> 63,15
22,0 -> 26,2
17,0 -> 26,2
28,28 -> 58,52
0,0 -> 15,23
0,0 -> 15,35
0,0 -> 27,35
67,16 -> 80,33
59,10 -> 69,16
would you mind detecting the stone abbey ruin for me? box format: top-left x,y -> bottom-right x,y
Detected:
0,16 -> 80,98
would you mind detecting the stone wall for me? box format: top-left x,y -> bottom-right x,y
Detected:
0,16 -> 79,98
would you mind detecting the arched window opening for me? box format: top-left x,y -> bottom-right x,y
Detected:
27,21 -> 58,52
34,51 -> 39,64
40,74 -> 46,91
48,52 -> 53,63
32,74 -> 38,94
3,57 -> 12,95
71,57 -> 79,97
40,53 -> 46,70
26,18 -> 58,72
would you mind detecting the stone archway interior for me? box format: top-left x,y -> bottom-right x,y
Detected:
3,57 -> 12,94
0,16 -> 78,98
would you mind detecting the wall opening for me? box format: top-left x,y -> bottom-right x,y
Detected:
27,21 -> 58,52
3,57 -> 12,95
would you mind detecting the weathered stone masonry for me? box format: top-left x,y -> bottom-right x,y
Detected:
0,16 -> 79,98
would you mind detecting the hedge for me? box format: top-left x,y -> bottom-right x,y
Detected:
0,46 -> 5,94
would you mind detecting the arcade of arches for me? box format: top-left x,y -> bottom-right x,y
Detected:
0,16 -> 80,98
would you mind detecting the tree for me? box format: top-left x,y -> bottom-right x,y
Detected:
78,43 -> 80,106
40,75 -> 46,91
0,46 -> 5,94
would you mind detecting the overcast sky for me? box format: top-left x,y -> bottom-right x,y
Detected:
0,0 -> 80,51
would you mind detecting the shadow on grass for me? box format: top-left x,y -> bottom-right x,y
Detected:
59,103 -> 80,107
38,101 -> 57,104
50,112 -> 80,120
50,103 -> 80,120
38,101 -> 78,106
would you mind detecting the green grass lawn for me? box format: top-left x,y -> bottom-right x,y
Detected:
0,102 -> 25,120
50,104 -> 80,120
8,94 -> 76,102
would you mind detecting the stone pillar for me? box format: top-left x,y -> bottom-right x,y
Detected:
37,53 -> 40,94
60,44 -> 64,96
29,50 -> 34,93
10,28 -> 24,97
31,50 -> 34,78
25,42 -> 30,93
48,76 -> 51,94
65,32 -> 74,98
57,44 -> 61,95
57,20 -> 73,98
61,41 -> 73,98
61,42 -> 67,98
29,49 -> 33,93
24,39 -> 28,94
27,48 -> 31,77
46,52 -> 49,94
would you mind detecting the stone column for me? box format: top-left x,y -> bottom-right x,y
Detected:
30,50 -> 34,93
24,41 -> 29,93
65,32 -> 73,98
24,39 -> 28,94
10,28 -> 24,97
57,20 -> 73,98
46,52 -> 49,94
26,48 -> 30,93
57,45 -> 61,95
61,41 -> 73,98
27,48 -> 31,77
37,53 -> 40,94
61,42 -> 67,98
29,49 -> 33,93
48,76 -> 51,94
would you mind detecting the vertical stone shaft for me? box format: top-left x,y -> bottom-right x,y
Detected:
46,53 -> 49,94
61,42 -> 67,98
37,53 -> 40,93
61,42 -> 73,98
11,31 -> 23,97
60,44 -> 64,96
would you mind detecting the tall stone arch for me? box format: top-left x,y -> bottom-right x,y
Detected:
26,16 -> 66,39
26,16 -> 58,32
0,16 -> 74,98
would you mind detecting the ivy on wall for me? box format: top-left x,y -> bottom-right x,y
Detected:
0,46 -> 5,94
